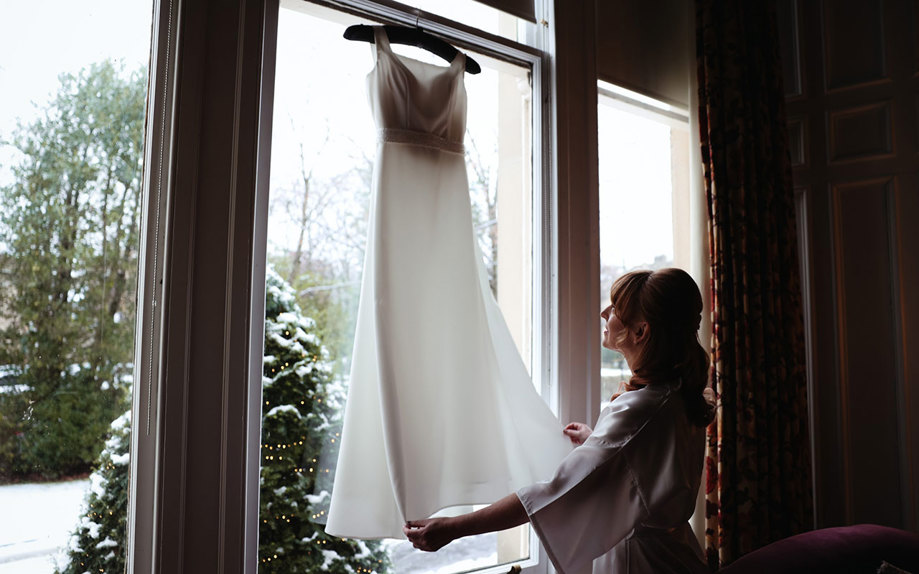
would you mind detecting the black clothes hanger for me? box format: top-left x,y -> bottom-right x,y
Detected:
344,24 -> 482,75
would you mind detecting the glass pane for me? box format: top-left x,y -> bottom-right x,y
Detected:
597,93 -> 690,408
400,0 -> 530,43
257,4 -> 535,573
0,1 -> 153,573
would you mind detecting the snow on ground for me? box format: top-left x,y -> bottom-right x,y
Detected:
0,479 -> 507,574
0,555 -> 60,574
384,533 -> 499,574
0,479 -> 89,574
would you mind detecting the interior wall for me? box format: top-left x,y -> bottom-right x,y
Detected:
777,0 -> 919,532
595,0 -> 690,108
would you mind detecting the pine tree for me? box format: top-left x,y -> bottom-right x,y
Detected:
57,409 -> 131,574
259,268 -> 389,573
58,269 -> 390,573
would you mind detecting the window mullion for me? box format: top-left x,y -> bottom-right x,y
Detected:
131,1 -> 274,573
127,0 -> 181,570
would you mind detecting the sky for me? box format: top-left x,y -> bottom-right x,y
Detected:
0,0 -> 153,182
597,103 -> 675,271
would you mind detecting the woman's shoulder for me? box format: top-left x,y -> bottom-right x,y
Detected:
589,381 -> 680,448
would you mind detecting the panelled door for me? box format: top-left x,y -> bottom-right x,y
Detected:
777,0 -> 919,531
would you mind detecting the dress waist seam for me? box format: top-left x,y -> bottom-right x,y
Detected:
378,128 -> 464,154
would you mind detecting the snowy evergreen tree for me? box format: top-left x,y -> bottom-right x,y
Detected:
259,268 -> 389,573
57,269 -> 390,573
57,409 -> 131,574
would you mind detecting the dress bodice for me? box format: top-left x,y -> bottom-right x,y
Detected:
367,27 -> 467,150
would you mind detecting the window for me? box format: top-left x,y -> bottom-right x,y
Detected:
597,81 -> 691,407
46,1 -> 619,572
0,2 -> 153,573
254,1 -> 549,573
402,0 -> 533,42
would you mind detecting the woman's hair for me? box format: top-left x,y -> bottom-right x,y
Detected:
608,268 -> 714,428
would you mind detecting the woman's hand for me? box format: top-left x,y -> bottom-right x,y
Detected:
563,422 -> 592,445
403,518 -> 456,552
404,494 -> 529,551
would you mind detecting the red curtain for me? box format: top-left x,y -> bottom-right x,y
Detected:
695,0 -> 813,568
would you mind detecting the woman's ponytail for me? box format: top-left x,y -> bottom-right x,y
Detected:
610,268 -> 715,428
677,334 -> 715,428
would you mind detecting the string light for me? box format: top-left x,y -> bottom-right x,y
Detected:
258,332 -> 386,573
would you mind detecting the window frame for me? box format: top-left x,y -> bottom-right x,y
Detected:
255,1 -> 554,572
594,81 -> 693,410
128,0 -> 280,573
128,1 -> 606,573
127,0 -> 180,569
595,77 -> 711,549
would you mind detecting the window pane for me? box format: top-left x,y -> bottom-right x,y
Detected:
597,92 -> 690,407
0,1 -> 153,573
398,0 -> 531,43
257,4 -> 535,573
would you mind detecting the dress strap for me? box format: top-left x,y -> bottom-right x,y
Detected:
450,50 -> 466,73
372,26 -> 391,62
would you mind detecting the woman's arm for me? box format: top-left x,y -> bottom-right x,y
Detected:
402,493 -> 529,551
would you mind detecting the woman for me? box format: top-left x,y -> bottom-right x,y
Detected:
404,268 -> 714,573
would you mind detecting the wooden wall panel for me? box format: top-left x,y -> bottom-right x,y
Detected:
828,102 -> 893,162
778,0 -> 803,97
896,174 -> 919,530
811,182 -> 848,527
908,0 -> 919,72
823,0 -> 887,90
788,116 -> 807,166
780,0 -> 918,532
833,179 -> 903,526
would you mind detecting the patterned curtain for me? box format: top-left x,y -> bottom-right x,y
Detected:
695,0 -> 813,569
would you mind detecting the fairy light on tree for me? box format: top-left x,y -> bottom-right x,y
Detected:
259,268 -> 389,573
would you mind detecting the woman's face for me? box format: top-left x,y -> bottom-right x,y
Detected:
600,304 -> 626,350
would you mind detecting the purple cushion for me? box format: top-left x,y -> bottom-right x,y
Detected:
718,524 -> 919,574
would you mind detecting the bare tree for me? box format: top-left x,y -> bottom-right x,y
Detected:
281,119 -> 330,284
465,131 -> 498,293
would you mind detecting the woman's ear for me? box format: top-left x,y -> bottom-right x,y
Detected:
633,321 -> 650,345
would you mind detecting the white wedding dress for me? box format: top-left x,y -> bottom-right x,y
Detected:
325,27 -> 571,539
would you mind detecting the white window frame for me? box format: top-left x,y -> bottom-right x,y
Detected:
596,77 -> 711,549
127,0 -> 179,569
127,1 -> 607,573
128,0 -> 279,572
254,1 -> 554,573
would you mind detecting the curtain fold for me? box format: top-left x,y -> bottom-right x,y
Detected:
694,0 -> 813,568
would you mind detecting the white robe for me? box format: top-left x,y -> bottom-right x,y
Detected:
517,380 -> 710,574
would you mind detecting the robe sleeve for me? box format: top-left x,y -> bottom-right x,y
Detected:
515,389 -> 671,574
